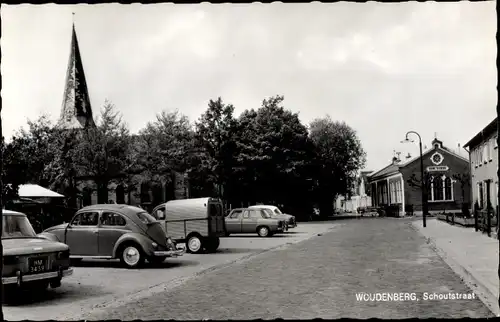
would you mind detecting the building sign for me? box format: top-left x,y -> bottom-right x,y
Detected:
426,165 -> 449,172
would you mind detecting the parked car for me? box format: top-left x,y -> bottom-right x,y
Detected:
248,205 -> 297,228
225,207 -> 286,237
2,209 -> 73,291
39,204 -> 184,269
151,197 -> 226,254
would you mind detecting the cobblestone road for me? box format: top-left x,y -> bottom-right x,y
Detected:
84,218 -> 494,319
3,222 -> 338,321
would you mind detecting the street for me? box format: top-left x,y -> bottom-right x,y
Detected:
3,222 -> 338,321
3,218 -> 494,320
81,218 -> 494,320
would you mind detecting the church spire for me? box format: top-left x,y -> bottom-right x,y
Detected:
57,18 -> 95,129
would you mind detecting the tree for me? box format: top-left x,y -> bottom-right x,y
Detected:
3,115 -> 64,188
309,116 -> 366,217
130,109 -> 197,204
236,95 -> 315,214
195,98 -> 239,201
72,100 -> 130,203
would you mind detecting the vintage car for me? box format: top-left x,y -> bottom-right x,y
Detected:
39,204 -> 184,269
225,207 -> 286,237
151,197 -> 226,254
2,209 -> 73,291
248,205 -> 297,228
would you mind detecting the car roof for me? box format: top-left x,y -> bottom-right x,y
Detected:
77,204 -> 146,216
1,209 -> 26,217
249,205 -> 276,209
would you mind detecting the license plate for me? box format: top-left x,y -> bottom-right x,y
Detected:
28,257 -> 48,274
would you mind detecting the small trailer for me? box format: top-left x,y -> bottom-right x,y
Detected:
151,197 -> 226,254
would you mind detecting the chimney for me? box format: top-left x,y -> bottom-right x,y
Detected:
406,153 -> 412,159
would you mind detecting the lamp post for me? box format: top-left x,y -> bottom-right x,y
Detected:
402,131 -> 427,227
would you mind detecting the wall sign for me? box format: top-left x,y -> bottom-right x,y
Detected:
426,165 -> 449,172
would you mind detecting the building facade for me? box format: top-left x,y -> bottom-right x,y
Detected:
368,138 -> 471,216
335,171 -> 373,212
464,118 -> 499,212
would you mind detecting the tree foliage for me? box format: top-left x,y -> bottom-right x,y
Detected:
194,98 -> 239,199
309,116 -> 366,216
3,95 -> 369,219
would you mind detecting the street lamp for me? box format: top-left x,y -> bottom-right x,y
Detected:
402,131 -> 427,228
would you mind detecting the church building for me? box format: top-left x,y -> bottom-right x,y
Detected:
367,138 -> 471,217
56,21 -> 189,211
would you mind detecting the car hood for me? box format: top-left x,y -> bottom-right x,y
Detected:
145,222 -> 168,247
44,223 -> 69,232
271,214 -> 293,220
2,237 -> 69,256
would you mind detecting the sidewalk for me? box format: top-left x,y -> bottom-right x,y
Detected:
412,218 -> 499,316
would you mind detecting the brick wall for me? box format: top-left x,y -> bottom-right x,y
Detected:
400,147 -> 470,212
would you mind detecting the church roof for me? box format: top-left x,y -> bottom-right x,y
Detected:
57,23 -> 95,130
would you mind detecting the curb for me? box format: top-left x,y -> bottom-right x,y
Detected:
66,226 -> 338,320
409,222 -> 499,317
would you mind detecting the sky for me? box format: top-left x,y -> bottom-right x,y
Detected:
1,2 -> 497,172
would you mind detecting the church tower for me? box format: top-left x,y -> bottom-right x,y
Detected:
57,21 -> 95,129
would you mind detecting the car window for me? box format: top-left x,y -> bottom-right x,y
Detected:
229,210 -> 243,219
274,208 -> 282,215
136,211 -> 157,225
100,212 -> 127,226
71,212 -> 99,226
154,207 -> 166,220
249,210 -> 261,219
242,211 -> 251,219
261,210 -> 272,219
2,215 -> 37,239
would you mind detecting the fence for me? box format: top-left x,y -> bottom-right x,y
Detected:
476,208 -> 498,237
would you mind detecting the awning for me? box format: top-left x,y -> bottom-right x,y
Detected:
18,184 -> 65,198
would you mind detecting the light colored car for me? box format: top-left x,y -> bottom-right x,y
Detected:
2,209 -> 73,292
39,204 -> 184,269
151,197 -> 226,254
225,208 -> 286,237
248,205 -> 297,228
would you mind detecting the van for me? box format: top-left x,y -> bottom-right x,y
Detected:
151,197 -> 226,254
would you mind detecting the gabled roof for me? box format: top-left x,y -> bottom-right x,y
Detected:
368,163 -> 400,180
368,138 -> 469,182
399,145 -> 469,168
464,118 -> 497,149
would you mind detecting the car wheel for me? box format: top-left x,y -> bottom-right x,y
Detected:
205,237 -> 220,253
186,235 -> 204,254
257,226 -> 270,237
120,244 -> 144,268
